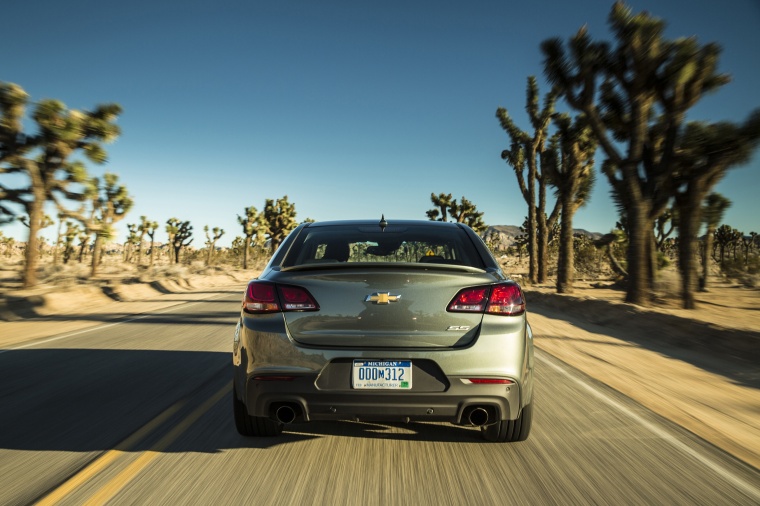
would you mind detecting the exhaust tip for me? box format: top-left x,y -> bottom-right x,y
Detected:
275,405 -> 297,424
467,407 -> 490,427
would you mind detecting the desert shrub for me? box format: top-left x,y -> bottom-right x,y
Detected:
657,252 -> 671,270
141,263 -> 190,282
721,258 -> 752,277
573,235 -> 609,279
38,264 -> 81,286
719,255 -> 759,286
653,268 -> 681,297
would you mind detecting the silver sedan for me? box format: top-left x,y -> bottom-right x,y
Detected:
232,218 -> 534,442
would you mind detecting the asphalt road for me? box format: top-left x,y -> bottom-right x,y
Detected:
0,290 -> 758,506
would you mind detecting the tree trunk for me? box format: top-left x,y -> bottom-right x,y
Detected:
91,234 -> 103,277
625,204 -> 653,305
243,234 -> 251,269
699,228 -> 714,291
557,196 -> 575,294
677,207 -> 700,309
524,149 -> 538,284
537,182 -> 548,284
78,242 -> 86,264
53,219 -> 63,266
527,196 -> 537,284
648,230 -> 657,292
676,180 -> 710,309
22,199 -> 44,288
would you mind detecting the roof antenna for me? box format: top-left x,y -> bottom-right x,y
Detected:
379,214 -> 387,232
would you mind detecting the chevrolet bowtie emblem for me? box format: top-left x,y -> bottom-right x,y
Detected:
365,292 -> 401,304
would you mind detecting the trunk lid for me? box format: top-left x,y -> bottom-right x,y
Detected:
279,267 -> 499,348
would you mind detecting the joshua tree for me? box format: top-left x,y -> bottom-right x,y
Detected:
77,231 -> 90,263
0,81 -> 122,287
741,233 -> 756,268
166,218 -> 193,263
143,220 -> 158,266
18,213 -> 54,233
204,225 -> 225,266
68,173 -> 133,276
449,197 -> 487,233
700,194 -> 729,290
123,224 -> 139,263
62,221 -> 81,264
237,205 -> 260,269
230,236 -> 246,265
136,216 -> 157,266
671,114 -> 760,307
713,225 -> 741,266
497,76 -> 560,284
2,236 -> 16,258
655,207 -> 677,252
426,193 -> 455,222
427,193 -> 487,233
541,2 -> 731,305
261,196 -> 297,253
543,113 -> 597,293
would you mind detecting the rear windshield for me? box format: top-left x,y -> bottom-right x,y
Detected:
281,224 -> 486,268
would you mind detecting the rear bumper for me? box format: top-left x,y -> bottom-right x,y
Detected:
233,312 -> 533,425
242,373 -> 522,424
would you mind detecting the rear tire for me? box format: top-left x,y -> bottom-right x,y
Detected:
233,386 -> 283,437
481,403 -> 532,442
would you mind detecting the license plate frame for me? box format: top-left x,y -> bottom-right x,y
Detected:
352,360 -> 412,389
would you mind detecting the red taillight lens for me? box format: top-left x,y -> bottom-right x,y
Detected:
487,283 -> 525,316
279,285 -> 319,311
244,282 -> 280,313
447,287 -> 489,312
447,283 -> 525,316
243,281 -> 319,313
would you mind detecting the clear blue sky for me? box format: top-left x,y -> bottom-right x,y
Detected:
2,0 -> 759,248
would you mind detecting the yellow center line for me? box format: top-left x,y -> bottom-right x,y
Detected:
83,383 -> 231,505
35,401 -> 185,506
36,382 -> 230,506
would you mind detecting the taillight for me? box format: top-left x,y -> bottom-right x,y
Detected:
243,281 -> 319,314
487,283 -> 526,315
279,285 -> 318,311
447,282 -> 525,316
447,287 -> 489,312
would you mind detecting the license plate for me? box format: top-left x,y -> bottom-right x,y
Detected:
352,360 -> 412,389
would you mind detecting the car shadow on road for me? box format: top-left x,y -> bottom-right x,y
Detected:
0,348 -> 235,453
0,345 -> 501,456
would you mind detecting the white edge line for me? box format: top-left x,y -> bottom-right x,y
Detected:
538,351 -> 760,501
0,293 -> 234,354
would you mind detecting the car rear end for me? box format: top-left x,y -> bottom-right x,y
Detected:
233,220 -> 533,441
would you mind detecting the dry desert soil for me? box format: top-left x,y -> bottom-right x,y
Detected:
0,260 -> 758,470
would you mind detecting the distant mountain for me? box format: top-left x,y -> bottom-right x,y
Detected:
483,225 -> 603,248
570,228 -> 604,240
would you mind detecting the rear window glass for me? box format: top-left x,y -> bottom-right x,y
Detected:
282,224 -> 485,268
